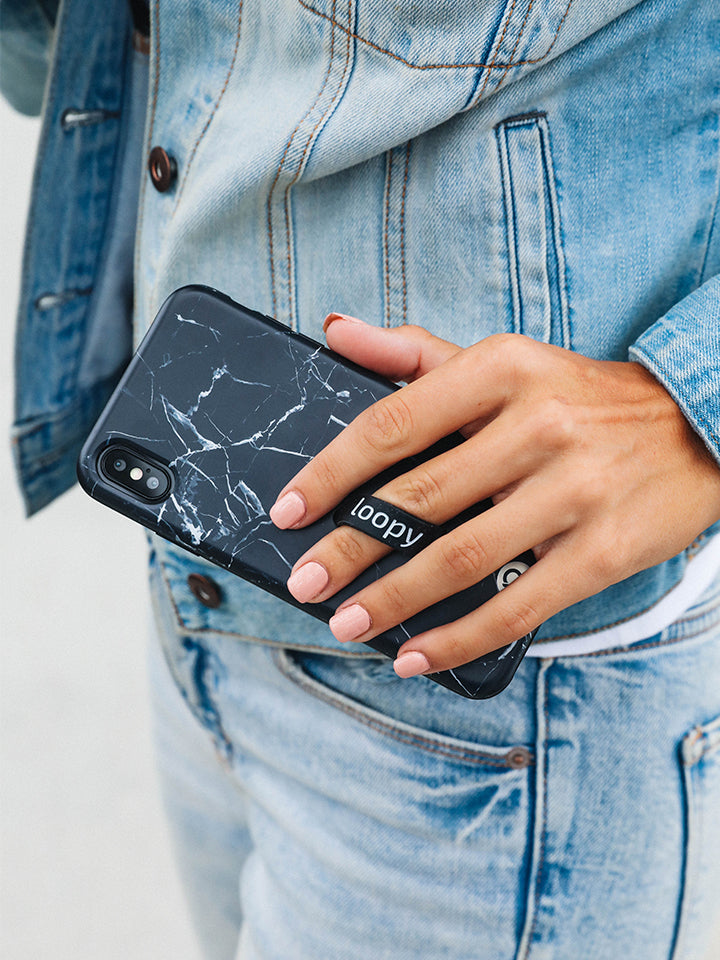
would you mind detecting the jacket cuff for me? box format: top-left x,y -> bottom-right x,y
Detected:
629,275 -> 720,468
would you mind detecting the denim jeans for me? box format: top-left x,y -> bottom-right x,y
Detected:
148,543 -> 720,960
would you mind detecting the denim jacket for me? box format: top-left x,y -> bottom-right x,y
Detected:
4,0 -> 720,645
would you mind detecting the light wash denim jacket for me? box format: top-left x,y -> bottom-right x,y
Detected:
4,0 -> 720,645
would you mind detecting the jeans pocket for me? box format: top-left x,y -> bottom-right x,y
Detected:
274,647 -> 535,770
272,646 -> 535,954
673,713 -> 720,960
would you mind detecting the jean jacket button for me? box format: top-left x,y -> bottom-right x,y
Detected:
187,573 -> 222,609
148,145 -> 177,192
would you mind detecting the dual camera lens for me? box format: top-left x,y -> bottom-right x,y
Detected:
100,446 -> 172,502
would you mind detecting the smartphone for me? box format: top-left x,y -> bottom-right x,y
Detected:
77,285 -> 536,698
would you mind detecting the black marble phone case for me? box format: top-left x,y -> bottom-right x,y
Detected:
78,286 -> 536,698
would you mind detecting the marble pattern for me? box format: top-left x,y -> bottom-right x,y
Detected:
78,286 -> 535,697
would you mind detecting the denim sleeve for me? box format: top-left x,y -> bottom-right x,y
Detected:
0,0 -> 59,115
628,274 -> 720,467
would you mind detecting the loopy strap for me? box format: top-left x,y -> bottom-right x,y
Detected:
333,493 -> 446,556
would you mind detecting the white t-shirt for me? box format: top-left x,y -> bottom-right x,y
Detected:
525,533 -> 720,657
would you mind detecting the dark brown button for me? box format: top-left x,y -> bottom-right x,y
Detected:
506,746 -> 532,769
148,145 -> 177,192
187,573 -> 222,609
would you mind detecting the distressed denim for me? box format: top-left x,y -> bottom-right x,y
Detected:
148,543 -> 720,960
6,2 -> 720,952
5,0 -> 720,642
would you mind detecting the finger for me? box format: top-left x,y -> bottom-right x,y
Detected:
391,540 -> 602,677
323,315 -> 462,383
286,526 -> 390,603
323,479 -> 571,644
270,336 -> 514,528
285,411 -> 555,604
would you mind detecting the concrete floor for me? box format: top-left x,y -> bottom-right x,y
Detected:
1,101 -> 201,958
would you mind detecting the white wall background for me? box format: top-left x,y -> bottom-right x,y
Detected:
1,101 -> 201,958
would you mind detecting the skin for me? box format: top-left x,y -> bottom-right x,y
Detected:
269,313 -> 720,679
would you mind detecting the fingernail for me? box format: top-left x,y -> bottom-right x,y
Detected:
323,312 -> 365,333
269,491 -> 306,528
393,651 -> 431,678
329,603 -> 371,643
287,562 -> 329,603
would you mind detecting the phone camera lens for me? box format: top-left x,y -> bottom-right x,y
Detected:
100,447 -> 171,502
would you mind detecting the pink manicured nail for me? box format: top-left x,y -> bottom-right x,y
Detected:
329,604 -> 371,642
393,651 -> 431,678
269,491 -> 306,528
323,312 -> 365,333
287,562 -> 329,602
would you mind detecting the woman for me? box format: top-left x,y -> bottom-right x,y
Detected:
5,0 -> 720,956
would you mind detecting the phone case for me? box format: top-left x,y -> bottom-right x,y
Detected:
77,286 -> 536,698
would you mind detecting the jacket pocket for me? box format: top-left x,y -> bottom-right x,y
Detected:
495,111 -> 570,347
672,713 -> 720,960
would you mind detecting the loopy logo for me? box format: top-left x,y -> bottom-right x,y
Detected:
496,561 -> 530,592
348,496 -> 425,550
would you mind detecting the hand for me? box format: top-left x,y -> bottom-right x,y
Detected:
269,314 -> 720,678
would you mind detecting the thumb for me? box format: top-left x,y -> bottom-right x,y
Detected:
322,312 -> 462,383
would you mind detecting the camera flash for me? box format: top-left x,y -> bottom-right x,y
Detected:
130,466 -> 143,481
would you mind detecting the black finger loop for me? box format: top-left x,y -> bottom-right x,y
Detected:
333,494 -> 445,555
